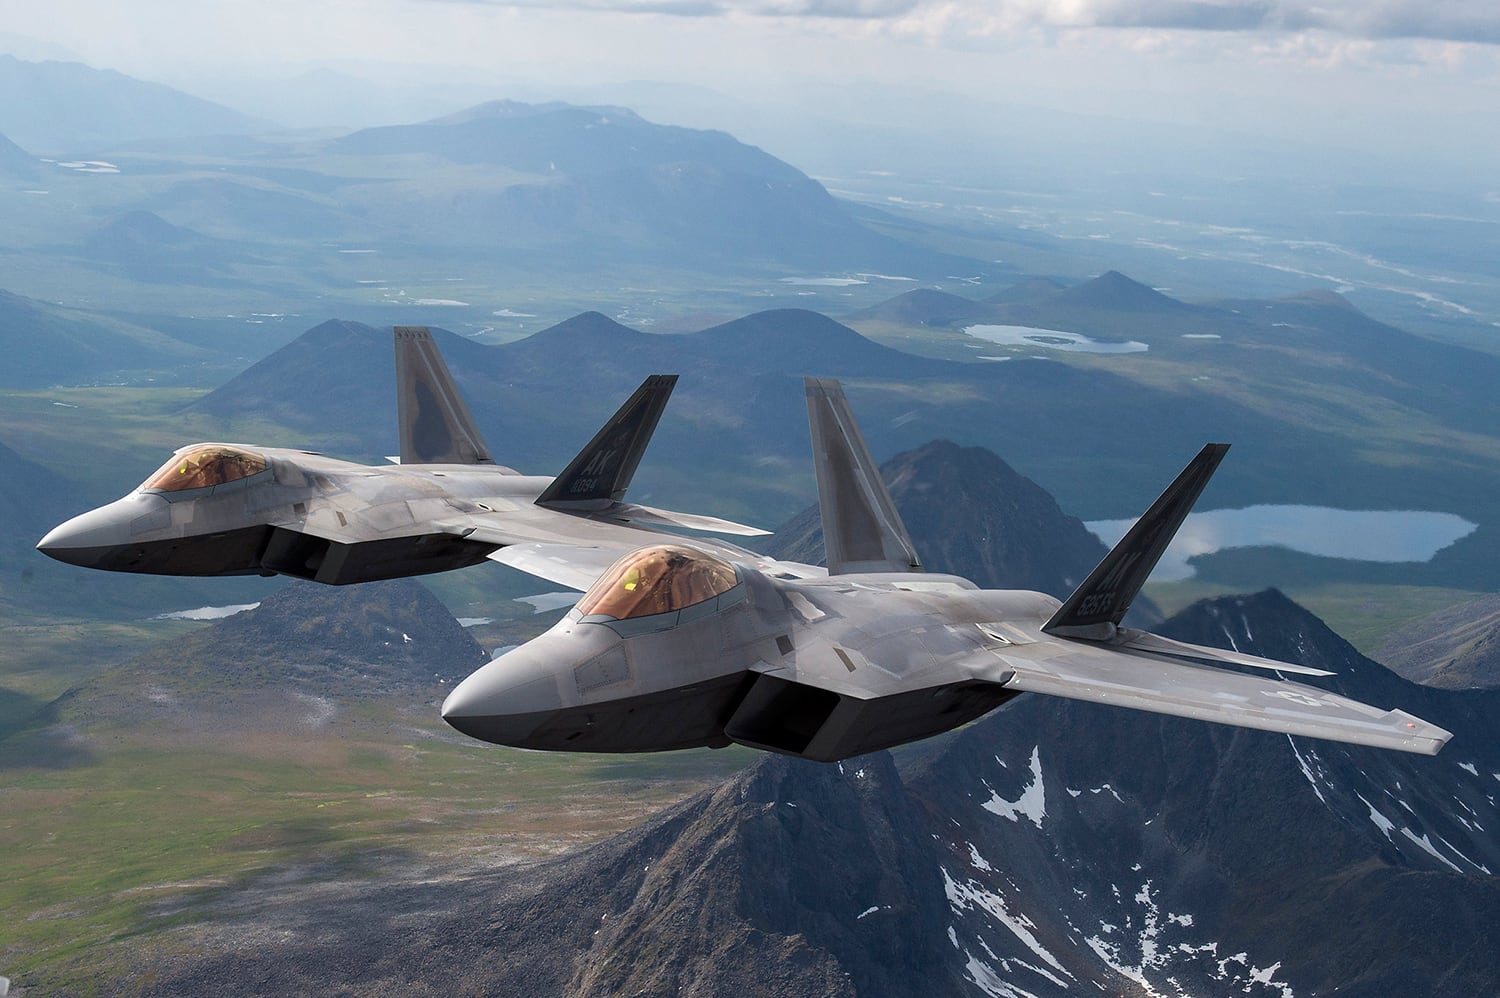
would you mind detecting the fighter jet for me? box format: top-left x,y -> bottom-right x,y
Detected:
36,327 -> 772,587
441,378 -> 1452,761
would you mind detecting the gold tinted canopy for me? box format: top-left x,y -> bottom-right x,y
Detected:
576,544 -> 738,621
143,445 -> 267,493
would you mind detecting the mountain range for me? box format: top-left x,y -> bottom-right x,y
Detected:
0,58 -> 985,289
1376,594 -> 1500,691
0,438 -> 71,592
0,287 -> 211,387
171,274 -> 1500,591
1,576 -> 485,768
0,55 -> 266,153
91,576 -> 483,704
0,129 -> 37,178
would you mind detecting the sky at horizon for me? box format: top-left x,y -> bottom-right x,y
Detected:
3,0 -> 1499,161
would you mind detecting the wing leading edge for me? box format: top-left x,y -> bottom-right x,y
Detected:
1017,441 -> 1449,753
980,643 -> 1451,755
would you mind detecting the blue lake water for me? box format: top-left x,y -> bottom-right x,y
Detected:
1086,505 -> 1479,581
964,324 -> 1148,354
515,592 -> 581,613
153,603 -> 260,621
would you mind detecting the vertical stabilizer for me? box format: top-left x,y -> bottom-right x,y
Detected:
394,326 -> 493,465
537,375 -> 678,508
1044,443 -> 1229,640
805,377 -> 922,575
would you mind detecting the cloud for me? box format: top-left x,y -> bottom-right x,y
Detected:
441,0 -> 1500,46
438,0 -> 922,16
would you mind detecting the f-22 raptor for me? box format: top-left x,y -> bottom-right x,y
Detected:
37,327 -> 772,588
441,379 -> 1452,761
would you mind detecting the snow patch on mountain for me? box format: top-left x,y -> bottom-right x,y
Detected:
982,745 -> 1047,827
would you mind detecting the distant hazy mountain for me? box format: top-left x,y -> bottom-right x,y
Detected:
81,210 -> 257,284
187,309 -> 945,457
846,288 -> 1001,327
0,129 -> 38,178
0,55 -> 267,153
983,275 -> 1065,304
1375,594 -> 1500,690
862,271 -> 1203,343
690,308 -> 947,378
333,100 -> 804,182
850,274 -> 1500,580
183,308 -> 1237,519
1047,269 -> 1196,312
323,100 -> 970,273
0,437 -> 70,561
137,177 -> 360,242
0,287 -> 210,387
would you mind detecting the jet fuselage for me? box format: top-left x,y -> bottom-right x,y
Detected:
37,442 -> 551,585
441,536 -> 1452,762
441,544 -> 1050,761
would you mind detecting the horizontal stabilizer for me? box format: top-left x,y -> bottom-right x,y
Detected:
538,375 -> 677,509
805,377 -> 922,576
1045,443 -> 1228,639
395,326 -> 493,465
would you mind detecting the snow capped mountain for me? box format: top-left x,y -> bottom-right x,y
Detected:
906,589 -> 1500,997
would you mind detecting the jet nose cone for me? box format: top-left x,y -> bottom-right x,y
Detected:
443,629 -> 618,747
36,520 -> 75,558
36,511 -> 109,566
37,492 -> 165,564
442,658 -> 566,747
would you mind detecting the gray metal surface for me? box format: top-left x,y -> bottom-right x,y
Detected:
443,378 -> 1451,762
37,327 -> 771,587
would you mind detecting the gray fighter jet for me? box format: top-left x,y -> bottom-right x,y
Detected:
36,327 -> 772,586
441,378 -> 1452,761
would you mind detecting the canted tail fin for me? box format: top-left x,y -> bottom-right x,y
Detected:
537,375 -> 677,509
805,377 -> 922,575
394,326 -> 493,465
1044,443 -> 1228,640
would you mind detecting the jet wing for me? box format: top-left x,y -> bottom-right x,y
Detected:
606,502 -> 771,536
980,642 -> 1450,755
485,543 -> 624,592
441,508 -> 801,591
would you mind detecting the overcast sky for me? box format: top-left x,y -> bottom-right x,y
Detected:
4,0 -> 1499,161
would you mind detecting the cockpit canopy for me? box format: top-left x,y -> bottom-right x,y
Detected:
576,544 -> 739,621
142,444 -> 268,493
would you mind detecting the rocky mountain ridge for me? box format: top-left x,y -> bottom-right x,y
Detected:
1375,593 -> 1500,690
